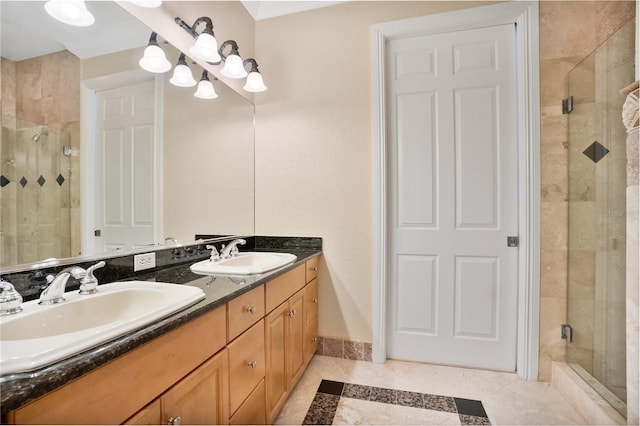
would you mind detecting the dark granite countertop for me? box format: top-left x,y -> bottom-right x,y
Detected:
0,247 -> 321,418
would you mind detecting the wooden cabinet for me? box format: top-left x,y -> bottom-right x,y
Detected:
265,260 -> 319,424
304,279 -> 319,365
8,256 -> 320,426
161,349 -> 229,425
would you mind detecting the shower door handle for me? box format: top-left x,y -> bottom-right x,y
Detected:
507,236 -> 519,247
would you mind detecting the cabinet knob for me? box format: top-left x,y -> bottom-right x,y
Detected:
287,309 -> 297,318
311,337 -> 318,342
312,267 -> 318,271
248,360 -> 257,369
312,298 -> 318,304
247,306 -> 257,314
168,416 -> 182,425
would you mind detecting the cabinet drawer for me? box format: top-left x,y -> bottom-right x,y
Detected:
305,278 -> 318,325
228,285 -> 265,342
124,399 -> 161,425
228,319 -> 266,415
305,257 -> 319,283
230,379 -> 266,425
266,265 -> 305,313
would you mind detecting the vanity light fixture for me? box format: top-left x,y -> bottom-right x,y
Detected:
219,40 -> 248,79
139,32 -> 171,73
44,0 -> 94,27
175,17 -> 221,64
242,59 -> 267,93
169,53 -> 197,87
194,71 -> 218,99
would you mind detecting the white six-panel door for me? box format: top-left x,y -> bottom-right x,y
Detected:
387,24 -> 519,371
94,81 -> 157,253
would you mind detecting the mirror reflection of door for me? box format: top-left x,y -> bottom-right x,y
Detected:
93,80 -> 158,253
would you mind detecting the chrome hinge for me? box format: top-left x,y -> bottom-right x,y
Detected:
562,96 -> 574,114
561,324 -> 573,343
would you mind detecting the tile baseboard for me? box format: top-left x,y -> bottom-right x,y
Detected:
316,337 -> 372,362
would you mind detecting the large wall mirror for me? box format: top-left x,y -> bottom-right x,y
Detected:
0,1 -> 255,271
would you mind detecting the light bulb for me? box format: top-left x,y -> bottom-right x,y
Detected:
221,54 -> 248,79
170,64 -> 197,87
243,71 -> 267,93
44,0 -> 94,27
139,45 -> 171,73
194,80 -> 218,99
189,33 -> 221,63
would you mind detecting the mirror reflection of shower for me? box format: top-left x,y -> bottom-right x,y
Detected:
32,128 -> 49,142
0,117 -> 73,266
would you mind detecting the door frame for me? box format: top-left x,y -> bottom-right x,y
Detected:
80,69 -> 164,255
371,1 -> 541,380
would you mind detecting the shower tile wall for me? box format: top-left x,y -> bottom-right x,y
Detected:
538,1 -> 636,382
0,51 -> 81,266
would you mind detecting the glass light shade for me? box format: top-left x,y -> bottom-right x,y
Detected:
139,45 -> 171,73
169,64 -> 197,87
194,80 -> 218,99
243,71 -> 267,93
129,0 -> 162,7
44,0 -> 94,27
221,54 -> 248,79
189,33 -> 221,62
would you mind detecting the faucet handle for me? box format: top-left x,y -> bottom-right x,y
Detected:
206,245 -> 220,261
0,278 -> 23,315
79,261 -> 106,295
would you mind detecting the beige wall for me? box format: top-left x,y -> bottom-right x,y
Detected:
254,0 -> 636,380
254,1 -> 497,344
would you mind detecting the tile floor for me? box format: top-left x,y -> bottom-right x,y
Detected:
275,356 -> 588,425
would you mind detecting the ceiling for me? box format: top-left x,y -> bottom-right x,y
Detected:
241,1 -> 347,20
0,1 -> 345,62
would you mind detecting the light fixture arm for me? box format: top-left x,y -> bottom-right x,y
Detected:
243,58 -> 260,73
219,40 -> 240,62
147,31 -> 161,47
175,16 -> 215,39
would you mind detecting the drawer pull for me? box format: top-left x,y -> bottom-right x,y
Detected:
247,306 -> 257,314
168,416 -> 182,425
248,360 -> 257,369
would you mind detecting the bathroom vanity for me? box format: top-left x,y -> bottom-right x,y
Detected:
0,238 -> 321,425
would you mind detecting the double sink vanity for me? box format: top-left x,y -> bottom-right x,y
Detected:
0,236 -> 321,424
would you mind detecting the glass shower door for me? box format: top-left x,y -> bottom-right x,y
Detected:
566,18 -> 635,417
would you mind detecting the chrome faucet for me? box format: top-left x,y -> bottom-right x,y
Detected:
39,266 -> 86,305
79,261 -> 106,295
0,278 -> 23,315
219,238 -> 246,259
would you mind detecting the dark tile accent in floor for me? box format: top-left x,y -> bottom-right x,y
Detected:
454,397 -> 488,418
303,393 -> 341,425
303,379 -> 491,425
317,379 -> 345,396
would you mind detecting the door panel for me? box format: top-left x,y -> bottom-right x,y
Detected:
94,81 -> 156,253
387,24 -> 518,371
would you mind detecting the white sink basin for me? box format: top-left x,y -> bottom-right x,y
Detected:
190,252 -> 297,275
0,281 -> 205,375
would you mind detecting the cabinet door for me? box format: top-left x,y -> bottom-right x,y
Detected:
304,316 -> 319,366
265,302 -> 289,424
230,379 -> 266,425
124,400 -> 161,425
287,288 -> 306,390
161,349 -> 229,425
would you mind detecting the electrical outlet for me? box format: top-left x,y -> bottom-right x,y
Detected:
134,252 -> 156,272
